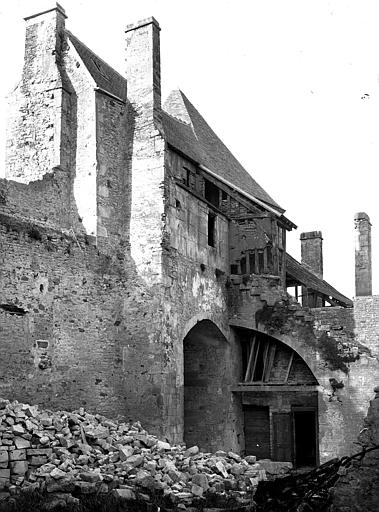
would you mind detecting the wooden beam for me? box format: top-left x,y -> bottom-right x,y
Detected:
244,336 -> 256,382
250,338 -> 261,382
264,343 -> 276,382
284,352 -> 294,383
261,342 -> 270,382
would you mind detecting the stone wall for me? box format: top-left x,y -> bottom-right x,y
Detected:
5,7 -> 74,183
331,386 -> 379,511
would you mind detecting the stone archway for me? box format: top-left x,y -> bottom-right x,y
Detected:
238,328 -> 319,467
183,319 -> 232,452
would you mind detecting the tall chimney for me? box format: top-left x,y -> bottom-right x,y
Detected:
125,17 -> 162,129
300,231 -> 323,308
300,231 -> 323,278
355,212 -> 372,296
5,3 -> 72,182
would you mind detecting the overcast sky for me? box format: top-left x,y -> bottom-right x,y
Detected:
1,0 -> 378,298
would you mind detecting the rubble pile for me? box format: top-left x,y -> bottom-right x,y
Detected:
0,399 -> 292,510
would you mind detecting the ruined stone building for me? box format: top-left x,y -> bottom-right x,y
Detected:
1,4 -> 378,469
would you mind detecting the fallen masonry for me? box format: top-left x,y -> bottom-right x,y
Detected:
0,398 -> 293,510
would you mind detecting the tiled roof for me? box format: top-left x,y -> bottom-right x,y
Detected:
162,89 -> 283,212
286,253 -> 353,307
66,31 -> 127,100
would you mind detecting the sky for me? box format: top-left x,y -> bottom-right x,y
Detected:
0,0 -> 378,299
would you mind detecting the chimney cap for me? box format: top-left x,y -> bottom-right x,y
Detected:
125,16 -> 160,33
354,212 -> 370,222
300,230 -> 323,241
24,2 -> 67,22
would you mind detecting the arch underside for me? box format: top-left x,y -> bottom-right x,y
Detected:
183,319 -> 234,452
183,321 -> 319,467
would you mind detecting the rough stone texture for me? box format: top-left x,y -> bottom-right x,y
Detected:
300,231 -> 323,279
355,212 -> 372,296
0,399 -> 281,508
330,387 -> 379,511
1,5 -> 379,470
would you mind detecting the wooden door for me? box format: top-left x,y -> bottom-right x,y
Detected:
272,412 -> 293,462
243,405 -> 270,459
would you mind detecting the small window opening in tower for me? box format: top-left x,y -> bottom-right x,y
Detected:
204,179 -> 220,207
208,213 -> 216,247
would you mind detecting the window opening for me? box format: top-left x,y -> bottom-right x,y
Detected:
240,256 -> 247,274
204,179 -> 220,207
249,252 -> 256,274
258,251 -> 264,273
208,213 -> 216,247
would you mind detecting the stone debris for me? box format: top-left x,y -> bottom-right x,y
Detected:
0,398 -> 292,509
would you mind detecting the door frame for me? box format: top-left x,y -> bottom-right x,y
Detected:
291,406 -> 319,467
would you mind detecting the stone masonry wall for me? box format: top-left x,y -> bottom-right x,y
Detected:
6,8 -> 74,183
228,278 -> 379,461
330,386 -> 379,511
161,148 -> 243,451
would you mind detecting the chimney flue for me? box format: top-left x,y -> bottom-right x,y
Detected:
355,212 -> 372,296
300,231 -> 323,278
125,17 -> 162,129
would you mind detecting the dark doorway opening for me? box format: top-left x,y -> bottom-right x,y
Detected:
183,320 -> 230,452
293,409 -> 317,467
243,405 -> 270,459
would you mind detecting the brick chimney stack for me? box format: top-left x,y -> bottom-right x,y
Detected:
300,231 -> 323,279
125,17 -> 162,129
355,212 -> 372,296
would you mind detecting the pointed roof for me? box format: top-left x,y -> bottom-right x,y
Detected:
162,89 -> 283,212
66,31 -> 127,101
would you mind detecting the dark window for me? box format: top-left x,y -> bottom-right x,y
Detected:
208,213 -> 216,247
267,246 -> 273,271
240,256 -> 247,274
204,179 -> 220,207
249,252 -> 256,274
221,190 -> 228,201
258,251 -> 264,273
279,250 -> 283,272
230,264 -> 238,274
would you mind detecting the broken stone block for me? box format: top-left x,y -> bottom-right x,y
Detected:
191,473 -> 209,490
191,483 -> 203,496
26,448 -> 52,456
50,468 -> 67,479
0,452 -> 8,464
79,471 -> 102,483
12,424 -> 25,436
9,449 -> 26,461
14,437 -> 31,449
184,445 -> 199,457
125,454 -> 144,467
156,440 -> 171,451
118,445 -> 134,460
228,451 -> 241,462
10,461 -> 28,475
112,488 -> 135,500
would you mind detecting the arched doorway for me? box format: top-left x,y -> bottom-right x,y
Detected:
237,329 -> 319,468
183,319 -> 231,452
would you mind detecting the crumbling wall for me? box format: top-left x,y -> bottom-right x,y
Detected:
330,386 -> 379,511
227,276 -> 379,461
